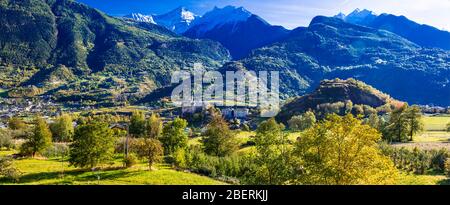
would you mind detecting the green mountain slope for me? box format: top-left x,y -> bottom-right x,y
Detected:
0,0 -> 230,106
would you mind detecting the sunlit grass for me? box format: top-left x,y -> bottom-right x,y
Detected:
0,150 -> 225,185
414,131 -> 450,142
423,115 -> 450,131
395,172 -> 449,185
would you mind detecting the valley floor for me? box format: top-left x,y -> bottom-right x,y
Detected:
1,148 -> 447,185
2,115 -> 450,185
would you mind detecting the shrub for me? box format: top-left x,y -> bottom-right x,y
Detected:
115,138 -> 138,154
7,117 -> 27,130
41,143 -> 70,159
50,114 -> 74,142
430,149 -> 449,172
445,158 -> 450,177
175,146 -> 245,181
173,148 -> 187,169
380,144 -> 449,174
123,153 -> 138,168
0,130 -> 14,150
0,156 -> 21,182
288,111 -> 316,131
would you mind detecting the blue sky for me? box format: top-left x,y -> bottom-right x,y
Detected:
76,0 -> 450,30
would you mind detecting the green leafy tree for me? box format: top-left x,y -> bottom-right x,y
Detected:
0,130 -> 14,150
405,105 -> 423,141
129,110 -> 146,137
20,117 -> 52,157
160,118 -> 188,155
50,114 -> 74,142
293,114 -> 398,185
384,104 -> 409,142
69,122 -> 115,168
364,113 -> 381,130
244,118 -> 291,185
146,113 -> 163,139
8,117 -> 27,130
134,138 -> 164,170
288,111 -> 317,131
202,113 -> 238,157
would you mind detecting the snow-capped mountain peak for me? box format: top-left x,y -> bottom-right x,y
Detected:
124,6 -> 254,34
156,7 -> 196,24
334,12 -> 346,20
190,6 -> 253,34
347,8 -> 376,19
123,7 -> 198,34
154,7 -> 198,34
336,8 -> 377,24
334,8 -> 378,24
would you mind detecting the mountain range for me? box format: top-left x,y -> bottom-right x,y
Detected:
126,6 -> 289,59
127,6 -> 450,61
124,7 -> 197,34
336,9 -> 450,50
1,0 -> 450,107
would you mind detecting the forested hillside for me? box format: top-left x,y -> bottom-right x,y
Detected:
0,0 -> 230,105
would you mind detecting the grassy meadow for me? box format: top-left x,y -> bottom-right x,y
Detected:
0,150 -> 225,185
423,115 -> 450,131
392,115 -> 450,150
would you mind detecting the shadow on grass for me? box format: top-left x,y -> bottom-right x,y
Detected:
437,178 -> 450,185
1,167 -> 141,185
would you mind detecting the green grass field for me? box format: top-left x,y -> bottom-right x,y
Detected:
423,115 -> 450,131
0,150 -> 225,185
395,173 -> 450,185
413,115 -> 450,143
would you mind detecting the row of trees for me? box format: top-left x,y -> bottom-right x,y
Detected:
170,113 -> 399,185
287,104 -> 424,143
12,114 -> 73,157
122,107 -> 419,184
7,114 -> 74,143
9,111 -> 186,170
70,112 -> 191,169
251,114 -> 397,185
3,104 -> 424,184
